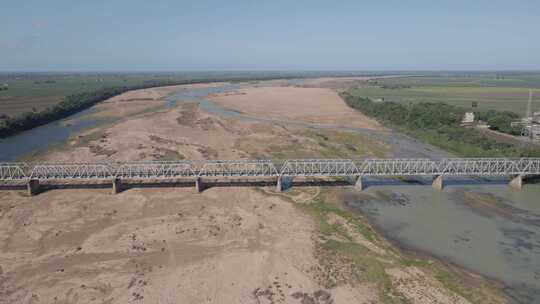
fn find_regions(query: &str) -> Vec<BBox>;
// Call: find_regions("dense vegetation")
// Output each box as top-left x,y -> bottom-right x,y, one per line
0,80 -> 185,138
340,92 -> 540,157
476,110 -> 521,135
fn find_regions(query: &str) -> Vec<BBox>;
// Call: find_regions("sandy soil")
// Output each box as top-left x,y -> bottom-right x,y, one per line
0,187 -> 333,303
0,136 -> 384,301
209,86 -> 381,129
0,78 -> 502,304
49,102 -> 248,162
1,80 -> 384,303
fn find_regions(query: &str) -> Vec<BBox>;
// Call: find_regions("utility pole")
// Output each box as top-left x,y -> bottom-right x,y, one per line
527,90 -> 533,141
522,89 -> 534,153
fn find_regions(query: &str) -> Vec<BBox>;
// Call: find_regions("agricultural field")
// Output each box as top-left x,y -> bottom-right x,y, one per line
349,72 -> 540,115
0,72 -> 234,117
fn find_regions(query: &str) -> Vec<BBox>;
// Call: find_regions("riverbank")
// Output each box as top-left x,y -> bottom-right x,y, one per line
0,72 -> 402,139
0,78 -> 512,303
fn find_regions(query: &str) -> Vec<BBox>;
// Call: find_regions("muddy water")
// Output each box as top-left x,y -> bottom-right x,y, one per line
2,81 -> 539,302
0,108 -> 101,161
344,180 -> 540,303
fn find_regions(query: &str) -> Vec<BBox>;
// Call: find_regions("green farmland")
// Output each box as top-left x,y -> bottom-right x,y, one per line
349,72 -> 540,115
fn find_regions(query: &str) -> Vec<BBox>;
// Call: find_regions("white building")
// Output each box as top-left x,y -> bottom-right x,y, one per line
523,125 -> 540,140
461,112 -> 475,126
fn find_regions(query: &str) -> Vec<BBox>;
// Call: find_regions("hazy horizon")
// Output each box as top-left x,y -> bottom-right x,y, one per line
2,0 -> 539,72
2,70 -> 540,74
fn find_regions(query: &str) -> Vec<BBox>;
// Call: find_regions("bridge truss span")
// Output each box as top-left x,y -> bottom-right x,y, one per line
1,158 -> 539,195
280,159 -> 358,176
29,163 -> 114,180
0,163 -> 28,181
115,161 -> 195,179
438,158 -> 521,176
198,160 -> 279,177
517,158 -> 540,174
356,159 -> 440,176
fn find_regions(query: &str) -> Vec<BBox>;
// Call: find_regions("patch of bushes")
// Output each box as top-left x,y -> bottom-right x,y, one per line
476,110 -> 521,135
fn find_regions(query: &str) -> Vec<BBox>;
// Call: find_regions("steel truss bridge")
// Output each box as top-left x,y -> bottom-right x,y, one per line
1,158 -> 539,195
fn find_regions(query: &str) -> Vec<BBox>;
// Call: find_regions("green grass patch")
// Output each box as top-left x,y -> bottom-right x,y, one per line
236,127 -> 390,160
301,190 -> 378,243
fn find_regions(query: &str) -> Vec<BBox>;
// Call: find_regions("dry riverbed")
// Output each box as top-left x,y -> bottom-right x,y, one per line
0,79 -> 507,303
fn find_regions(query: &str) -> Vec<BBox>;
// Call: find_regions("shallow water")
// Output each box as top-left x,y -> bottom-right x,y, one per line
167,83 -> 451,159
344,178 -> 540,303
0,84 -> 238,162
0,109 -> 101,161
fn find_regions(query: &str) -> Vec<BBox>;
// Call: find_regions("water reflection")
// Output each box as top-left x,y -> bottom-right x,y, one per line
0,109 -> 100,161
345,182 -> 540,303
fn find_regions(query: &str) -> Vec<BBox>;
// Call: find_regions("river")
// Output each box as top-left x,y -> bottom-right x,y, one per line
1,81 -> 539,303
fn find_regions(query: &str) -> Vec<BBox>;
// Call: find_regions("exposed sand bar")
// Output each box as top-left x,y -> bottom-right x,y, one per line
209,86 -> 381,130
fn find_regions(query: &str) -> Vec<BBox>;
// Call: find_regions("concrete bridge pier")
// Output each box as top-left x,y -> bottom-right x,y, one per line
27,179 -> 40,196
509,175 -> 523,190
276,176 -> 283,192
432,175 -> 444,190
196,177 -> 205,193
354,176 -> 364,191
112,178 -> 122,194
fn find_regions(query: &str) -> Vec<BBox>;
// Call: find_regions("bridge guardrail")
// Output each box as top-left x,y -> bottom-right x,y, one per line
1,158 -> 540,182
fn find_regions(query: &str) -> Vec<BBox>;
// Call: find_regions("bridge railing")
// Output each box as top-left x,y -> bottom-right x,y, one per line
2,158 -> 540,182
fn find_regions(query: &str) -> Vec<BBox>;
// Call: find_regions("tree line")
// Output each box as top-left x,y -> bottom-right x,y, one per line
0,81 -> 177,138
339,92 -> 540,157
0,74 -> 309,138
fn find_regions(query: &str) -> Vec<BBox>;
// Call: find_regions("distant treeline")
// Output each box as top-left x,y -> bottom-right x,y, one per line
0,74 -> 308,138
340,92 -> 540,157
1,81 -> 190,138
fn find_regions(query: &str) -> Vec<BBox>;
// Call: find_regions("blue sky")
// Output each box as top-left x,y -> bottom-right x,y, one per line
1,0 -> 539,71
